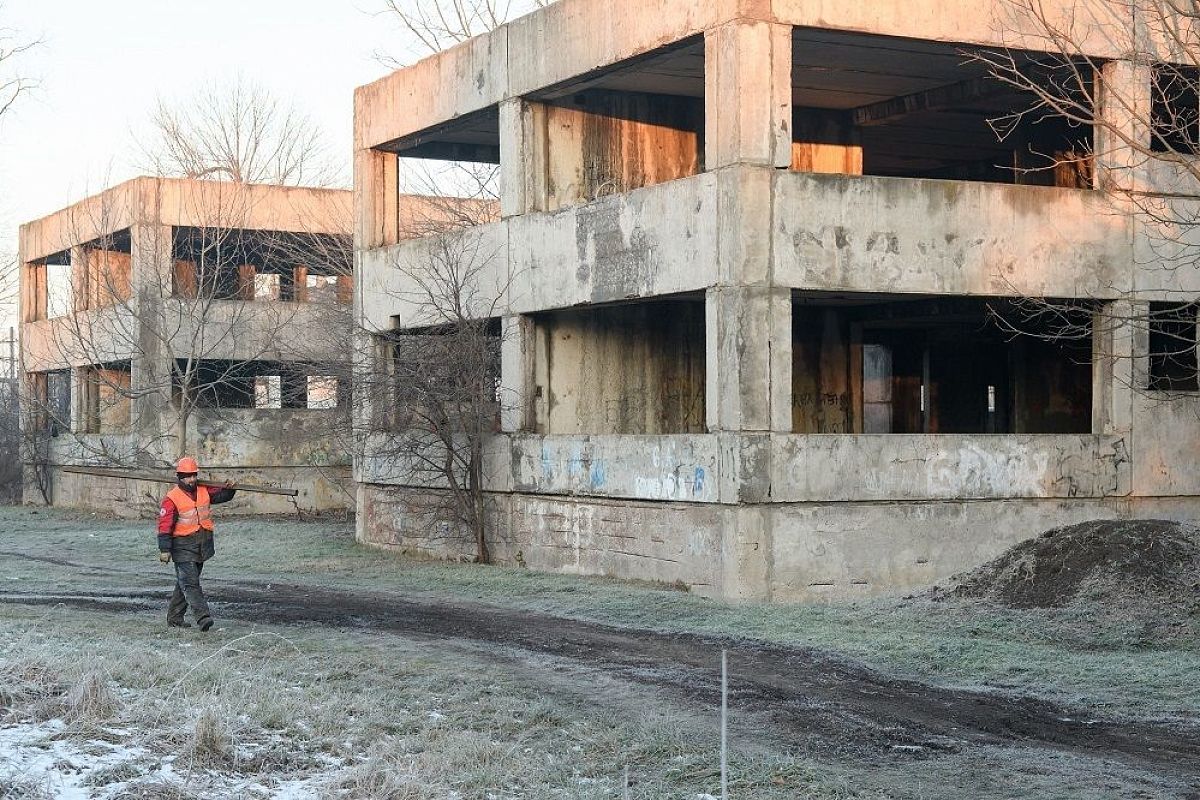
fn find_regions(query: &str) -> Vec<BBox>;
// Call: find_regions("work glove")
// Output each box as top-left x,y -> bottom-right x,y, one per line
159,551 -> 171,564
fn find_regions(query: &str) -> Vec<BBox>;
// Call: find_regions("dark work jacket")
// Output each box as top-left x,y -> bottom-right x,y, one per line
157,483 -> 236,563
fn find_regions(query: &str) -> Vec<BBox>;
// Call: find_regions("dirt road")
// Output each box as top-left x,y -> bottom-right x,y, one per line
1,550 -> 1197,785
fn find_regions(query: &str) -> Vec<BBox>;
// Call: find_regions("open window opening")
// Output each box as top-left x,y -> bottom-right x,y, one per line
24,250 -> 72,322
171,227 -> 351,304
386,318 -> 502,432
1148,301 -> 1199,391
78,229 -> 132,310
82,361 -> 132,434
529,36 -> 705,211
1151,64 -> 1200,155
792,294 -> 1093,434
378,104 -> 503,241
174,359 -> 343,410
789,29 -> 1093,187
29,369 -> 71,434
528,295 -> 705,435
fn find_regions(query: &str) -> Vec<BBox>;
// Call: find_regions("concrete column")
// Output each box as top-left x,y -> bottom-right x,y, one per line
719,505 -> 773,603
705,286 -> 791,433
704,20 -> 792,170
68,245 -> 87,312
351,328 -> 387,485
1095,60 -> 1152,193
1093,299 -> 1138,435
499,314 -> 534,433
355,148 -> 399,249
499,98 -> 550,218
130,223 -> 173,457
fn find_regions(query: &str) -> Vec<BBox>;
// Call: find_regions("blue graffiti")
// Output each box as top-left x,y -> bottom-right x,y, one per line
590,460 -> 606,488
693,467 -> 706,494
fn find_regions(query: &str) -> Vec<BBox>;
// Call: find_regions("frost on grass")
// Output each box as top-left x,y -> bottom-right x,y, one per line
61,670 -> 121,723
184,706 -> 234,767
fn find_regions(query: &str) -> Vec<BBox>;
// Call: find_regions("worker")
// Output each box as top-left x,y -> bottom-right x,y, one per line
157,456 -> 236,631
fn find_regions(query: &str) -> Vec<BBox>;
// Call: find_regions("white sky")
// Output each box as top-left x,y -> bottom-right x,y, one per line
0,0 -> 412,257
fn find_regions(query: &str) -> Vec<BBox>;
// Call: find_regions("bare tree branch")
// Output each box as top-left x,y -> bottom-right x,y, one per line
140,76 -> 343,188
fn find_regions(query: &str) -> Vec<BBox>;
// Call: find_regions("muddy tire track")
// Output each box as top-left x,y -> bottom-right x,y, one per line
1,575 -> 1197,780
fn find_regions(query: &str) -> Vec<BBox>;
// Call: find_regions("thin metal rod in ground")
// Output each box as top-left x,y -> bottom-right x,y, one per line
721,647 -> 728,799
623,764 -> 630,800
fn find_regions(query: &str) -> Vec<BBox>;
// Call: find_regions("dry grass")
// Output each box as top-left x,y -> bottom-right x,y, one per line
184,706 -> 234,767
2,605 -> 876,799
0,774 -> 53,800
61,669 -> 121,723
1,507 -> 1197,798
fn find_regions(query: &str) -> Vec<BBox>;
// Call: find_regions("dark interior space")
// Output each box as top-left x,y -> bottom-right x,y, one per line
793,294 -> 1094,435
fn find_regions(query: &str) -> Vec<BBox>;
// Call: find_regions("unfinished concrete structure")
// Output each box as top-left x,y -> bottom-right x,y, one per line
19,177 -> 354,514
354,0 -> 1200,600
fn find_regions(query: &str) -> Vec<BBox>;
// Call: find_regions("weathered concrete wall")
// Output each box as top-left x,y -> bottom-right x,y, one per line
358,481 -> 1161,601
164,301 -> 345,363
770,434 -> 1130,502
22,308 -> 142,371
542,92 -> 703,210
31,408 -> 353,514
508,434 -> 719,502
773,173 -> 1132,297
359,173 -> 720,331
44,466 -> 351,518
765,498 -> 1126,601
20,177 -> 349,265
532,301 -> 705,434
1129,393 -> 1200,497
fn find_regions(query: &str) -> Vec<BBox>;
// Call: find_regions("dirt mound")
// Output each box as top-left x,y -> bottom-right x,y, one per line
941,519 -> 1200,644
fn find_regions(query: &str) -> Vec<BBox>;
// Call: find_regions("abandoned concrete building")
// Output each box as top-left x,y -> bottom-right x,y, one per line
19,177 -> 354,514
354,0 -> 1200,600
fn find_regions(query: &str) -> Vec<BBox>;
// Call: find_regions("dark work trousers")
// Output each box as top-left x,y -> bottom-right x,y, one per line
167,561 -> 212,627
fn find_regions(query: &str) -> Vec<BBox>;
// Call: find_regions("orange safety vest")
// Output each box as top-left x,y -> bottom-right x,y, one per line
166,485 -> 214,537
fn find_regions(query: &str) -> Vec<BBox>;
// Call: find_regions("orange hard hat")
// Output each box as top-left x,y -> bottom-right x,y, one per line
176,456 -> 200,474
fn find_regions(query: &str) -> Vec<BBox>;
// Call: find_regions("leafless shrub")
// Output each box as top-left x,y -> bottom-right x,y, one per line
184,706 -> 234,767
60,669 -> 120,723
0,658 -> 62,721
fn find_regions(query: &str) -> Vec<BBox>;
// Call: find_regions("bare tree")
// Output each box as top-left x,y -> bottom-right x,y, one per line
0,9 -> 36,121
976,0 -> 1200,396
358,194 -> 508,563
0,11 -> 36,501
142,76 -> 342,188
378,0 -> 553,61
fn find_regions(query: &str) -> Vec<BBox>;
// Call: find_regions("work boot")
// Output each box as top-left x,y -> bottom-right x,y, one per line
198,616 -> 214,632
167,619 -> 192,629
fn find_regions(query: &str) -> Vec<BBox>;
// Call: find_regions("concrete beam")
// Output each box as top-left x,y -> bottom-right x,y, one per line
851,75 -> 1007,127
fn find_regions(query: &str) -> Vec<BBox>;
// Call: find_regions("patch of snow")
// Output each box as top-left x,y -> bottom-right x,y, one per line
0,718 -> 150,800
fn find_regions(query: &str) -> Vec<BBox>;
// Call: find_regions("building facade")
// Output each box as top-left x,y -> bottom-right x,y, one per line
354,0 -> 1200,600
19,177 -> 355,514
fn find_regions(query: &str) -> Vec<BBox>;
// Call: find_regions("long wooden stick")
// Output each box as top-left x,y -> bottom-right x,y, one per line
58,465 -> 299,497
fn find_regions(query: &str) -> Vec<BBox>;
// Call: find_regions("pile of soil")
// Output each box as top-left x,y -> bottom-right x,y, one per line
940,519 -> 1200,643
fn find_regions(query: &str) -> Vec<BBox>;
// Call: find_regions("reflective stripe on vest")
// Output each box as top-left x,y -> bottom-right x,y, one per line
166,485 -> 214,536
